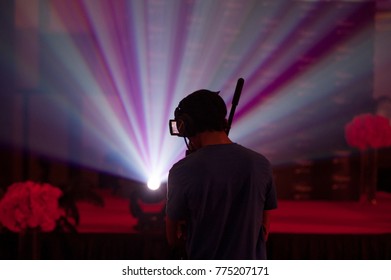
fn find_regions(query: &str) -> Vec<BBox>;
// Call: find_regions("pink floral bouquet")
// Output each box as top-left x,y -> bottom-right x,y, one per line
0,181 -> 63,232
345,113 -> 391,150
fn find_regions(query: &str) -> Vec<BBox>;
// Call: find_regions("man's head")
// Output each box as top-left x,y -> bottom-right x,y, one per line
174,89 -> 227,138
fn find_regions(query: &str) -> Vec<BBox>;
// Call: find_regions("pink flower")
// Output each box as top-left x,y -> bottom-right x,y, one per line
0,181 -> 63,232
345,114 -> 391,150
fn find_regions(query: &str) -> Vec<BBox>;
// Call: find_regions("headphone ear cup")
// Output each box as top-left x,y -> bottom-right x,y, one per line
176,113 -> 195,137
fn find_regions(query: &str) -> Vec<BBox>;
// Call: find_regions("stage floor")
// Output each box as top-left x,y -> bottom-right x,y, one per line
1,189 -> 390,260
76,189 -> 391,235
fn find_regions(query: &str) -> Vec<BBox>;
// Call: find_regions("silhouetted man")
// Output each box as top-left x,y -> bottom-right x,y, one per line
166,89 -> 277,259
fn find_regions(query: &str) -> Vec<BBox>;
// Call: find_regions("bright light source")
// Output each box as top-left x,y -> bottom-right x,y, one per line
147,176 -> 161,191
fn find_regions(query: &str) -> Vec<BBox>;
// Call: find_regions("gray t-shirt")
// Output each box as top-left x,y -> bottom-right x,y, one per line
166,143 -> 277,259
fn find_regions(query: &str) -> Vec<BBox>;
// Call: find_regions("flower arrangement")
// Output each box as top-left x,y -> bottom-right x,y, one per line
345,113 -> 391,150
0,181 -> 63,232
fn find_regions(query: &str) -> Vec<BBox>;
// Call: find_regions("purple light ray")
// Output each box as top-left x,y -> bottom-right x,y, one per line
10,0 -> 376,185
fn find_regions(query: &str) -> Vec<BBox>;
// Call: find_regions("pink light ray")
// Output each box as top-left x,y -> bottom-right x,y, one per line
15,0 -> 376,184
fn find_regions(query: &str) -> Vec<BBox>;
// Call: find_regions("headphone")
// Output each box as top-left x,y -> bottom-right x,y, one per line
170,90 -> 227,138
174,105 -> 197,138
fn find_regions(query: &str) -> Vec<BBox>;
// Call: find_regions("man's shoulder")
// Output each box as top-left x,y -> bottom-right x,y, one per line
169,153 -> 197,174
232,143 -> 270,162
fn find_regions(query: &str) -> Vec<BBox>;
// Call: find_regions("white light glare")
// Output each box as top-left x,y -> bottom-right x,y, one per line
147,176 -> 161,191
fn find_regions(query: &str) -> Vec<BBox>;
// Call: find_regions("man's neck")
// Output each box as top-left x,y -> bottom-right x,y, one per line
196,131 -> 233,147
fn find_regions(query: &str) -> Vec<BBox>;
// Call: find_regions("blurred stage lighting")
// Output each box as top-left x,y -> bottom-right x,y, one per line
129,181 -> 166,232
9,0 -> 376,196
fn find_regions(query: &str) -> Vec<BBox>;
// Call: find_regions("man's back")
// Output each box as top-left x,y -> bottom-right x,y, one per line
167,143 -> 277,259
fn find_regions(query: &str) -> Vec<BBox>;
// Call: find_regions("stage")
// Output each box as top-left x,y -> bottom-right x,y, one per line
77,190 -> 391,235
1,190 -> 390,260
69,189 -> 391,259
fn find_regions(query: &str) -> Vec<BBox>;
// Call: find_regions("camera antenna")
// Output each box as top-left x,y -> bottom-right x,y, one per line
226,78 -> 244,135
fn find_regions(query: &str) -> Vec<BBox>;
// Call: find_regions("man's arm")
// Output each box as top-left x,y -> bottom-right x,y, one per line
166,216 -> 179,246
166,216 -> 186,247
262,210 -> 273,242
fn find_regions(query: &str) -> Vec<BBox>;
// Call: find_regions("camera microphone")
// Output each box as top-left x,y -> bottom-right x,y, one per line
226,78 -> 244,135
